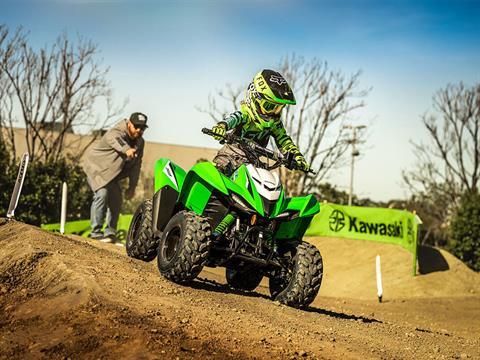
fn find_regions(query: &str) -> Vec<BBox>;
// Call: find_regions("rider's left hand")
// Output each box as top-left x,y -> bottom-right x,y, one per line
294,154 -> 310,172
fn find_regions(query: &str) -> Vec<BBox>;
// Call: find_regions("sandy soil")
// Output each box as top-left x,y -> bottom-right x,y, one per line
1,218 -> 479,359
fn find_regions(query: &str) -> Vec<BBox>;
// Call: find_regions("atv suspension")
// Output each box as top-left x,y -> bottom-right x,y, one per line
211,221 -> 279,268
213,213 -> 235,236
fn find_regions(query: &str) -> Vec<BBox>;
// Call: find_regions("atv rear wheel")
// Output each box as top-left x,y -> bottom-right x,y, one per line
269,241 -> 323,308
226,264 -> 263,291
157,211 -> 211,283
126,199 -> 158,262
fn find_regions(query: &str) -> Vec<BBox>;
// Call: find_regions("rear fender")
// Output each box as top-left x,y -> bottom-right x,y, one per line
152,185 -> 179,236
154,158 -> 186,193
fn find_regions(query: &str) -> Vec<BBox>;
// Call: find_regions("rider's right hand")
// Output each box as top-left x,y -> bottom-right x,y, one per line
294,153 -> 311,172
211,123 -> 227,140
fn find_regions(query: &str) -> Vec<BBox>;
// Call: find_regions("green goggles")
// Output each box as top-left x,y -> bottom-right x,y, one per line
255,97 -> 285,115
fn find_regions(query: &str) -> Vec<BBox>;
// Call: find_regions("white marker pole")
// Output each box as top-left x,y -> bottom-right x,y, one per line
376,255 -> 383,303
60,182 -> 67,234
6,152 -> 30,219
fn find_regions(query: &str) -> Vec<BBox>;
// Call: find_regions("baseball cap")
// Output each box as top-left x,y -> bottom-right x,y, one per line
129,112 -> 148,129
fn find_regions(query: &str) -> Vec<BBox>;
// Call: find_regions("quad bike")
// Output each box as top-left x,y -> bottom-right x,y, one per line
126,128 -> 323,308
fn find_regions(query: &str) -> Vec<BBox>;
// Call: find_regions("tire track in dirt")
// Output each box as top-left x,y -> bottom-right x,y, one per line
1,219 -> 479,359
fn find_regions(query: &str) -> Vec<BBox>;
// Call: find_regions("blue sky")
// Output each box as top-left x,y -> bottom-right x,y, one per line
2,0 -> 480,201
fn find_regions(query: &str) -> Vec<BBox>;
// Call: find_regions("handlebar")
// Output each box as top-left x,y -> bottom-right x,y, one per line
203,127 -> 275,157
201,127 -> 215,136
202,127 -> 316,174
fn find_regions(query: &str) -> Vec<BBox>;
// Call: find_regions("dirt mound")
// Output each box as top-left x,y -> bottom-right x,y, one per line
1,219 -> 479,359
307,237 -> 479,300
0,220 -> 240,359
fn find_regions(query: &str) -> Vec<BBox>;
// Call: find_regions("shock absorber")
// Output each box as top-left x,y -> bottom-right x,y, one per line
213,213 -> 235,237
264,231 -> 277,253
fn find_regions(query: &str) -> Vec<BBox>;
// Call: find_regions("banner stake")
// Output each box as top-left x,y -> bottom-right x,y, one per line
60,182 -> 68,234
6,152 -> 30,220
376,254 -> 383,303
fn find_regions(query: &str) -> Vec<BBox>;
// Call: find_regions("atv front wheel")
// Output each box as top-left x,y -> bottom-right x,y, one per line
126,200 -> 158,262
269,241 -> 323,308
157,211 -> 211,283
226,264 -> 263,291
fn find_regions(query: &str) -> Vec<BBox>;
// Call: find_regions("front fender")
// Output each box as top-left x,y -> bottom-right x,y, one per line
283,194 -> 320,217
190,162 -> 229,195
178,162 -> 229,214
274,195 -> 320,240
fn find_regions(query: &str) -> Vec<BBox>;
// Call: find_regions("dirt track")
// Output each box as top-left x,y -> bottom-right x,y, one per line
1,218 -> 479,359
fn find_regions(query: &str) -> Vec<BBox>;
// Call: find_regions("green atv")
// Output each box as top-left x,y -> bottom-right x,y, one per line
126,128 -> 323,308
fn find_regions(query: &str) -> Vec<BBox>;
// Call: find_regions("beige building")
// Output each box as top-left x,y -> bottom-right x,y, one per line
4,127 -> 218,177
141,140 -> 218,174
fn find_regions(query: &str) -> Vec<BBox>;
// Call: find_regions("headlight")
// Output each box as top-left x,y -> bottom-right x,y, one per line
276,212 -> 290,219
231,194 -> 254,213
275,211 -> 299,220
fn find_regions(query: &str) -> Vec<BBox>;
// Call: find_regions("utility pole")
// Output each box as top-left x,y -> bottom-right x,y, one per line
344,125 -> 366,206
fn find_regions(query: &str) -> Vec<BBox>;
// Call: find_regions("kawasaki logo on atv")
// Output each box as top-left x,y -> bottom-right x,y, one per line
329,209 -> 403,238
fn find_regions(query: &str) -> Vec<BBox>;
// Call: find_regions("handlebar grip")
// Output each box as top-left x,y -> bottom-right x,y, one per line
202,127 -> 227,144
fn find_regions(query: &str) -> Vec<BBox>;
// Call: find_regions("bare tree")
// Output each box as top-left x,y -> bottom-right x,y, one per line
403,82 -> 480,244
0,73 -> 16,157
278,55 -> 370,196
0,24 -> 125,162
404,82 -> 480,201
198,55 -> 370,196
0,26 -> 23,159
196,83 -> 244,122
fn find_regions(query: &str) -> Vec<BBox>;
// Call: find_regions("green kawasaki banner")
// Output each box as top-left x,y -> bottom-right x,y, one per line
305,203 -> 419,275
41,214 -> 133,242
42,204 -> 420,275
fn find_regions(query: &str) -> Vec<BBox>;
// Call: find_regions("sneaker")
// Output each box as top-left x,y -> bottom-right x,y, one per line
89,232 -> 104,240
100,234 -> 118,244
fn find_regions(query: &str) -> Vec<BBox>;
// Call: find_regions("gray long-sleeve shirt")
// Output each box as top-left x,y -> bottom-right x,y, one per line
82,119 -> 144,192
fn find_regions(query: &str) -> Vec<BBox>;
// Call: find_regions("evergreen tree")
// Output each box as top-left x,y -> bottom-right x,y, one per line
449,192 -> 480,271
0,137 -> 14,216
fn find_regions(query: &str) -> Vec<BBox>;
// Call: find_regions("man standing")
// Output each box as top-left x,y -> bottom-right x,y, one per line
83,112 -> 148,243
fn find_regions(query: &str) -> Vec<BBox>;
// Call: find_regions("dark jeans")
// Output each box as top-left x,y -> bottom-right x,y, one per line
90,180 -> 122,237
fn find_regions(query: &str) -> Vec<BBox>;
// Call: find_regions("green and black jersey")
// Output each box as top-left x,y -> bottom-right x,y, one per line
220,105 -> 300,155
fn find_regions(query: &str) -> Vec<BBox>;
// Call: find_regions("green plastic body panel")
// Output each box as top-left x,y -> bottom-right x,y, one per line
270,191 -> 286,218
154,158 -> 186,193
275,195 -> 320,239
228,165 -> 266,217
190,162 -> 229,195
178,162 -> 225,215
283,195 -> 320,217
154,159 -> 320,240
275,217 -> 313,239
184,180 -> 212,214
178,162 -> 269,216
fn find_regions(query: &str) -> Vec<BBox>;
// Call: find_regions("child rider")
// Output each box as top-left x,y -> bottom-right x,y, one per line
210,69 -> 310,176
